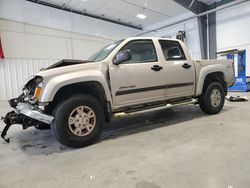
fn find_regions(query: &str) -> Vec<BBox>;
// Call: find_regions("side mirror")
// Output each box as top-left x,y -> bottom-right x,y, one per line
113,50 -> 132,65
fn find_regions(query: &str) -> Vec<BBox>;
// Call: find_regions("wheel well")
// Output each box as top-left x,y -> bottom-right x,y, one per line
203,72 -> 227,93
45,81 -> 111,121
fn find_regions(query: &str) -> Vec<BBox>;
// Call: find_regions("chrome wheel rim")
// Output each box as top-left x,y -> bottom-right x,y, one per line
210,89 -> 222,108
68,106 -> 96,136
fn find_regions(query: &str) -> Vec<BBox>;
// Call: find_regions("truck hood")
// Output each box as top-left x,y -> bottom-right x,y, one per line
45,59 -> 91,70
35,59 -> 104,78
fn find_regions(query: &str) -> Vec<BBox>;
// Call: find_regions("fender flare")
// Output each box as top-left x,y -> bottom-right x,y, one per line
39,71 -> 112,104
195,64 -> 226,96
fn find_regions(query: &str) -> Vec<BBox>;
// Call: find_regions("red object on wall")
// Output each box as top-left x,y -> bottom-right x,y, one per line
0,37 -> 4,59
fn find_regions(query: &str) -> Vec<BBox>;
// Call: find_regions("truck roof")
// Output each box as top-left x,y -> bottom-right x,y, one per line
125,37 -> 182,42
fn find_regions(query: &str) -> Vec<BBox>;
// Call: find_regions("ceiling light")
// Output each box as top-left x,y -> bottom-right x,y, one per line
136,14 -> 146,19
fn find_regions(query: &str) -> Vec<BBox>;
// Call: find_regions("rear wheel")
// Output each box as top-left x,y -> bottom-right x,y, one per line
51,94 -> 104,148
199,82 -> 225,114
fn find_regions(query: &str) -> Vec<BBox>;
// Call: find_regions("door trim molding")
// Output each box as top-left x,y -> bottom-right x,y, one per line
115,82 -> 194,96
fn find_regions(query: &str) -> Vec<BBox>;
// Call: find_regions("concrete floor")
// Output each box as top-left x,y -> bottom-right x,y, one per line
0,93 -> 250,188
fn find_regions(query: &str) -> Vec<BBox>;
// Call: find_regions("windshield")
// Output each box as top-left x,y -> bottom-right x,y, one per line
88,40 -> 123,62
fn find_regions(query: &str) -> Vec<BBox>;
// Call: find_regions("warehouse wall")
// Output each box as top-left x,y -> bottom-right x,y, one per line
0,19 -> 114,59
0,0 -> 140,59
0,17 -> 119,100
141,12 -> 202,60
0,0 -> 141,101
0,59 -> 59,100
216,1 -> 250,76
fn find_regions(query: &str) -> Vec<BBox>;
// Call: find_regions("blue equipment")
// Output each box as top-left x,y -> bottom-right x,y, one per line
227,50 -> 250,91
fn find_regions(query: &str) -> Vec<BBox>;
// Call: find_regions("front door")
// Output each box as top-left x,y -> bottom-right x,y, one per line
109,39 -> 167,107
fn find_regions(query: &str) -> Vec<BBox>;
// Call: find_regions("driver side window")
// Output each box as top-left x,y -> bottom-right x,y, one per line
120,40 -> 158,64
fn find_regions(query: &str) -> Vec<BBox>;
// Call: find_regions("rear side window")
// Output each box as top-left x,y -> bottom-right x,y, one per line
159,40 -> 186,61
120,40 -> 158,63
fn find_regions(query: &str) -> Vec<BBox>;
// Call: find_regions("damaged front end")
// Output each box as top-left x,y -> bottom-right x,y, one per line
1,76 -> 54,143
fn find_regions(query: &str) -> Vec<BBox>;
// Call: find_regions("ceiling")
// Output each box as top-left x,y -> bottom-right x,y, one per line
34,0 -> 222,29
39,0 -> 190,28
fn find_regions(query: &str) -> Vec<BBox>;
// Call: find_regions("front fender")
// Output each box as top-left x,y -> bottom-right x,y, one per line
195,64 -> 226,96
39,70 -> 112,103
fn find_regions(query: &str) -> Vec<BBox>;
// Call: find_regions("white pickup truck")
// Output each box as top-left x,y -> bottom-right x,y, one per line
1,37 -> 235,147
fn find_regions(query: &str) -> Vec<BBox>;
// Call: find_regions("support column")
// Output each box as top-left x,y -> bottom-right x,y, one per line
173,0 -> 208,59
208,11 -> 217,59
198,16 -> 208,59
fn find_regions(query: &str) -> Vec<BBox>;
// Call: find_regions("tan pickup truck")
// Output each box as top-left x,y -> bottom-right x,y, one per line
1,37 -> 235,147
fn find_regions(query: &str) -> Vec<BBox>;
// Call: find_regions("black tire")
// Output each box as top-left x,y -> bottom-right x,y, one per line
35,123 -> 50,130
199,82 -> 225,114
51,94 -> 104,148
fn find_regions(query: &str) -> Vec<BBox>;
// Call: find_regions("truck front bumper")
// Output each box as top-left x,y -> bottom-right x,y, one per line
1,99 -> 54,143
16,103 -> 54,124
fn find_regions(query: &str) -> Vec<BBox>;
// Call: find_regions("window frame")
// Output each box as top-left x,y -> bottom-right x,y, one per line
159,40 -> 187,61
116,39 -> 158,64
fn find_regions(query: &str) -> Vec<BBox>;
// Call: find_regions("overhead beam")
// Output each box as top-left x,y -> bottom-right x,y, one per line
173,0 -> 207,14
138,0 -> 247,36
26,0 -> 143,30
173,0 -> 241,59
210,0 -> 236,8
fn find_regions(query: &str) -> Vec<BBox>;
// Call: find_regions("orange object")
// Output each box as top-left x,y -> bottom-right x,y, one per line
34,87 -> 42,98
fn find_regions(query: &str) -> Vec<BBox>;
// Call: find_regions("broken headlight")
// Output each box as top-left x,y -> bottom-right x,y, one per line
35,76 -> 43,84
32,76 -> 43,103
23,76 -> 43,104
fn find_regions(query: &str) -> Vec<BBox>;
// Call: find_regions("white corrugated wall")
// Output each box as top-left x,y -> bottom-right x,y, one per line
0,58 -> 59,101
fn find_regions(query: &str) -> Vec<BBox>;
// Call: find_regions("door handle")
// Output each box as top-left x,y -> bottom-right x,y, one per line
182,63 -> 192,69
151,65 -> 163,71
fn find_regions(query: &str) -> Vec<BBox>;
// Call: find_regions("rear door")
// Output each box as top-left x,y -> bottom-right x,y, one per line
158,40 -> 195,99
109,39 -> 168,107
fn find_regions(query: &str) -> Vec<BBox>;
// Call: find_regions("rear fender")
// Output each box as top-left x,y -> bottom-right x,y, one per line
195,64 -> 226,96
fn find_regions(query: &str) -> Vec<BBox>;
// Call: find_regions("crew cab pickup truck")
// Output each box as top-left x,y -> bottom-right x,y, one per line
1,37 -> 235,147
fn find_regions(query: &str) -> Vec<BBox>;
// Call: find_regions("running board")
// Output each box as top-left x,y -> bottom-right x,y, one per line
114,98 -> 197,117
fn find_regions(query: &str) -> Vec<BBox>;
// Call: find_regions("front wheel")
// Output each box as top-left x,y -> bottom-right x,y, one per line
51,94 -> 105,148
199,82 -> 225,114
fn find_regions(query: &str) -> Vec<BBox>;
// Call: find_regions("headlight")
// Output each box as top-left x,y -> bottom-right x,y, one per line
31,76 -> 44,103
34,76 -> 43,97
35,76 -> 43,84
